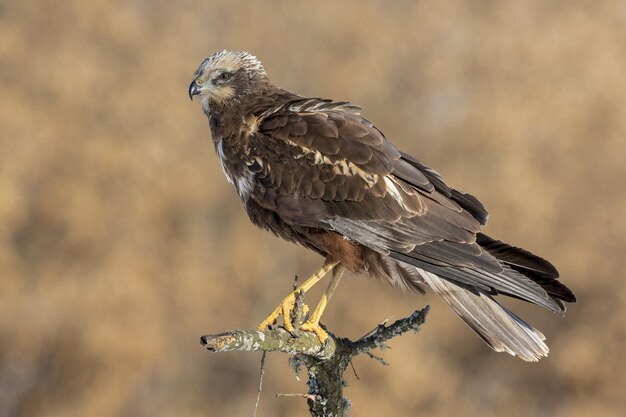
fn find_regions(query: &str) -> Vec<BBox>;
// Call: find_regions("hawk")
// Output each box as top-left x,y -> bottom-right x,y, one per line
189,50 -> 576,361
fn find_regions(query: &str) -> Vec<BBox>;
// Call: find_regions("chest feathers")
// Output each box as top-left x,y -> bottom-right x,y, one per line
215,138 -> 255,202
210,111 -> 261,203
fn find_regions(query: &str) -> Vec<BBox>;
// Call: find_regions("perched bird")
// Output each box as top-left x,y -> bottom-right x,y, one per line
189,50 -> 576,361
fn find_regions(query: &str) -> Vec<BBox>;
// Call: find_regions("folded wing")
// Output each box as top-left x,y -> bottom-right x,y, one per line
243,98 -> 575,360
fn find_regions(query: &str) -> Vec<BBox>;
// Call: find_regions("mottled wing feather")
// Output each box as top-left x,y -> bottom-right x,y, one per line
399,151 -> 489,225
245,98 -> 562,313
248,98 -> 484,248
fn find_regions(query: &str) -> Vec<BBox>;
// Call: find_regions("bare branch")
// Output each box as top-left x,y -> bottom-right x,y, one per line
201,327 -> 336,360
251,351 -> 267,417
276,393 -> 319,401
200,306 -> 430,417
349,306 -> 430,357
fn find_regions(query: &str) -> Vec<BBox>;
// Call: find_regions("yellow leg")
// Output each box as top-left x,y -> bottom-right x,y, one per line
258,258 -> 339,334
300,265 -> 345,343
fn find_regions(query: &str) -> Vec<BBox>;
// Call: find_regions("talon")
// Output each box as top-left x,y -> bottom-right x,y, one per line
258,291 -> 298,332
258,306 -> 280,331
257,260 -> 342,340
300,320 -> 329,344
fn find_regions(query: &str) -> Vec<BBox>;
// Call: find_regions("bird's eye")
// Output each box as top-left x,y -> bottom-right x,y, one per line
218,72 -> 232,81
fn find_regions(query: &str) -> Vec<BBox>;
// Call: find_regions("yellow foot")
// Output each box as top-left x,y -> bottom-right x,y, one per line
258,291 -> 309,334
300,319 -> 329,344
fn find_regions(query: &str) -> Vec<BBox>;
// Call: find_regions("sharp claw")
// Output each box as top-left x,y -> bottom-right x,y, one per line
299,320 -> 328,344
322,337 -> 331,349
258,306 -> 281,331
259,292 -> 300,333
259,289 -> 331,344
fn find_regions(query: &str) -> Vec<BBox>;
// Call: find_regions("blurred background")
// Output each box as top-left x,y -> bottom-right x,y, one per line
1,1 -> 625,416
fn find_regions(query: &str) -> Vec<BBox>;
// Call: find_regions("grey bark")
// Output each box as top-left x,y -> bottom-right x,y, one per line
201,305 -> 429,417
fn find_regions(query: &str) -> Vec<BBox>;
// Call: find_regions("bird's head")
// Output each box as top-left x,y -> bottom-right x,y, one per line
189,50 -> 267,109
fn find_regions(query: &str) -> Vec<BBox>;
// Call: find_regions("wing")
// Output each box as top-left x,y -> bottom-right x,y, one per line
244,98 -> 564,313
248,98 -> 479,229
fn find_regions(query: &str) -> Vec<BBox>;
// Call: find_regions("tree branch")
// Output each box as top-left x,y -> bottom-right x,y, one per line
349,306 -> 430,357
200,327 -> 336,360
200,306 -> 429,417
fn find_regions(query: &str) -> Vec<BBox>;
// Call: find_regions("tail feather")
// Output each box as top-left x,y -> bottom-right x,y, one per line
476,233 -> 558,277
391,250 -> 565,313
477,233 -> 577,303
419,269 -> 549,361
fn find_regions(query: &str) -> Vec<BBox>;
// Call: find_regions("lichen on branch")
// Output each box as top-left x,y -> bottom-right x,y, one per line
200,305 -> 429,417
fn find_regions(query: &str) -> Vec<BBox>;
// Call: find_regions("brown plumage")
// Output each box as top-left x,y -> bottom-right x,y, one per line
189,50 -> 576,361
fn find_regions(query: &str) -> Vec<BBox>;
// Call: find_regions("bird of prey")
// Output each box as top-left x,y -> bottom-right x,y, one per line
189,50 -> 576,361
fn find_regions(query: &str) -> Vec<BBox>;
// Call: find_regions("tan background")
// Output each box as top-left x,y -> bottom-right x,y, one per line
1,1 -> 625,416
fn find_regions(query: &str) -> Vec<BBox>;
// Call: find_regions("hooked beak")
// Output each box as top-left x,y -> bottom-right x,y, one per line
188,78 -> 200,101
